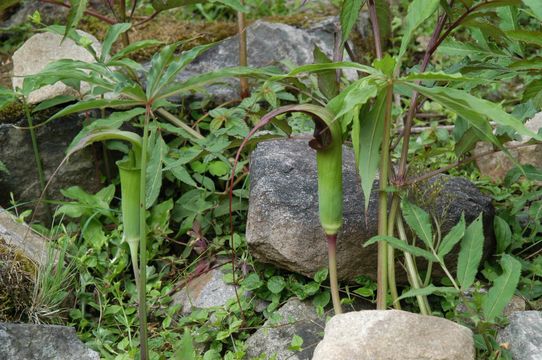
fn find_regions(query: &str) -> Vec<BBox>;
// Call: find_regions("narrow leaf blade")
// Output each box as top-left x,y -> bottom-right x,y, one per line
482,255 -> 521,322
457,215 -> 485,290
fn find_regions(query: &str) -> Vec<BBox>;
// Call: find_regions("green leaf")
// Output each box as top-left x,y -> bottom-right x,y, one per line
208,161 -> 230,177
356,90 -> 386,211
32,95 -> 77,113
82,218 -> 107,251
313,46 -> 339,100
505,30 -> 542,47
457,215 -> 484,290
314,268 -> 329,283
496,5 -> 523,56
494,216 -> 512,254
438,214 -> 466,258
364,235 -> 438,262
402,83 -> 542,143
398,0 -> 440,63
111,39 -> 163,61
328,77 -> 380,119
397,285 -> 458,302
267,276 -> 286,294
64,0 -> 88,41
340,0 -> 366,45
401,200 -> 433,249
0,160 -> 8,175
174,329 -> 195,360
482,255 -> 521,322
146,132 -> 168,209
151,0 -> 248,12
163,157 -> 197,186
288,334 -> 304,351
49,99 -> 144,123
100,23 -> 131,62
146,42 -> 179,98
401,72 -> 471,81
212,0 -> 249,12
523,0 -> 542,22
438,39 -> 507,58
240,273 -> 263,291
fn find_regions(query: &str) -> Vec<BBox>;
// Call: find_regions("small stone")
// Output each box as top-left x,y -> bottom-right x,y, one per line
12,31 -> 101,104
171,268 -> 237,315
245,298 -> 325,360
503,296 -> 526,318
498,311 -> 542,360
312,310 -> 475,360
0,323 -> 99,360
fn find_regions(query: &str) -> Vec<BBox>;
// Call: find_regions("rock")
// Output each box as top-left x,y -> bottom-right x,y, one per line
245,298 -> 325,360
246,139 -> 495,282
312,310 -> 474,360
503,296 -> 526,318
0,207 -> 48,266
0,323 -> 99,360
150,19 -> 348,103
475,113 -> 542,182
171,268 -> 237,315
498,311 -> 542,360
12,31 -> 101,104
0,110 -> 101,221
0,1 -> 68,28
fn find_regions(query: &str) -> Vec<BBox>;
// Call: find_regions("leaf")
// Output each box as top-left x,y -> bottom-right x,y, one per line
313,46 -> 338,100
146,132 -> 168,209
328,77 -> 380,119
32,95 -> 77,113
82,218 -> 107,251
212,0 -> 249,12
288,334 -> 304,351
482,255 -> 521,322
100,23 -> 131,62
494,216 -> 512,254
438,39 -> 507,58
438,214 -> 466,258
398,0 -> 440,63
64,0 -> 88,41
402,83 -> 542,143
151,0 -> 248,12
357,90 -> 386,211
174,329 -> 195,360
401,200 -> 433,249
523,0 -> 542,22
314,268 -> 329,283
456,215 -> 484,290
340,0 -> 366,45
0,160 -> 8,175
401,72 -> 471,81
496,5 -> 523,56
111,39 -> 163,61
49,99 -> 144,123
267,276 -> 286,294
396,285 -> 458,302
364,235 -> 438,262
163,157 -> 197,186
505,30 -> 542,47
146,42 -> 179,98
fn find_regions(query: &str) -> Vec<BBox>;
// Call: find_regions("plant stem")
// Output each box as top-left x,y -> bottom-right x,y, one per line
117,0 -> 130,46
326,234 -> 342,315
138,111 -> 150,360
237,1 -> 249,98
397,216 -> 431,315
23,100 -> 51,221
156,108 -> 204,140
376,83 -> 393,310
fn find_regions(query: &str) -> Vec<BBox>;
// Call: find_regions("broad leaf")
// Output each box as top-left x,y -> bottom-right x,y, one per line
364,235 -> 438,262
328,77 -> 381,119
401,200 -> 433,249
101,23 -> 132,62
456,215 -> 484,290
482,255 -> 521,322
163,157 -> 197,186
494,216 -> 512,254
438,214 -> 466,258
356,90 -> 386,211
398,0 -> 440,63
340,0 -> 366,45
397,284 -> 458,302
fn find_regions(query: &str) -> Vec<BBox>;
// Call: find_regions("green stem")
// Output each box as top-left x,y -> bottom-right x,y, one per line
326,234 -> 342,315
156,108 -> 204,140
397,216 -> 431,315
376,83 -> 393,310
138,112 -> 150,360
23,100 -> 51,221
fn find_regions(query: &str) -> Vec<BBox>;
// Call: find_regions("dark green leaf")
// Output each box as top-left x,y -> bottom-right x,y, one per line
438,214 -> 466,258
401,200 -> 433,249
457,215 -> 484,290
494,216 -> 512,254
100,23 -> 131,62
398,0 -> 440,63
340,0 -> 366,45
174,329 -> 195,360
314,268 -> 329,283
364,235 -> 438,262
163,157 -> 197,186
267,276 -> 286,294
111,39 -> 163,61
482,255 -> 521,321
313,46 -> 338,100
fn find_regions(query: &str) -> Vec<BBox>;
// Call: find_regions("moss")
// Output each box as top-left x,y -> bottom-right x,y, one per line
0,237 -> 36,323
0,100 -> 24,125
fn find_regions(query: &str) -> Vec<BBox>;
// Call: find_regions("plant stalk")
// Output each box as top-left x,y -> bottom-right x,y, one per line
138,112 -> 150,360
23,100 -> 51,221
237,1 -> 249,98
326,234 -> 342,315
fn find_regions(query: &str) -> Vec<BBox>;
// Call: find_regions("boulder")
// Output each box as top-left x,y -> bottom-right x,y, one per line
0,323 -> 99,360
245,298 -> 325,360
0,110 -> 101,221
312,310 -> 474,360
474,112 -> 542,182
12,31 -> 101,104
246,139 -> 495,282
171,268 -> 237,315
498,311 -> 542,360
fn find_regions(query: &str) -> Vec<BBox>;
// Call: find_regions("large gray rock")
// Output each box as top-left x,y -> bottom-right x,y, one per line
498,311 -> 542,360
0,323 -> 99,360
12,31 -> 101,104
245,298 -> 325,360
171,268 -> 237,315
312,310 -> 474,360
0,111 -> 101,220
246,139 -> 495,281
